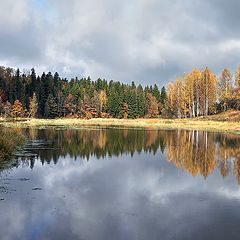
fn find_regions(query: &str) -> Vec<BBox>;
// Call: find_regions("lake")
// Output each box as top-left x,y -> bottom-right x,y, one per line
0,127 -> 240,240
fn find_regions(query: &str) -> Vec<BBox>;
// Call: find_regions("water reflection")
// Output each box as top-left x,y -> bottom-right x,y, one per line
1,128 -> 240,240
9,128 -> 240,184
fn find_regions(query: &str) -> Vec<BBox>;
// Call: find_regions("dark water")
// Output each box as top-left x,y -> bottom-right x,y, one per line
1,127 -> 240,240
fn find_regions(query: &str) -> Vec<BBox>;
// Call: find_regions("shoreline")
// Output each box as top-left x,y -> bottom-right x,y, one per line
0,118 -> 240,134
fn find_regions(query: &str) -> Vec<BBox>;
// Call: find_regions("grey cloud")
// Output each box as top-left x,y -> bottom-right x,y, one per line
0,25 -> 45,64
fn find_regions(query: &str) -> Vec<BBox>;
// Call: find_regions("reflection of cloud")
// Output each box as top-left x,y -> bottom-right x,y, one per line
1,150 -> 240,239
0,203 -> 27,240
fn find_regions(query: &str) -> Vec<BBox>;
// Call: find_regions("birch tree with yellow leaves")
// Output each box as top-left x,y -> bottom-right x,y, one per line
168,67 -> 217,118
235,65 -> 240,88
218,68 -> 233,110
167,77 -> 185,118
185,69 -> 202,117
200,67 -> 217,116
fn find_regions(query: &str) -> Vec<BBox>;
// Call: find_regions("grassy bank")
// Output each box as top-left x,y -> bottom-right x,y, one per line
0,129 -> 25,166
0,117 -> 240,134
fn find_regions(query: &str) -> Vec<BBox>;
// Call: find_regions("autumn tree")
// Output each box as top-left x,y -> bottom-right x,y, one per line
219,68 -> 233,111
99,90 -> 107,113
147,93 -> 159,118
168,68 -> 216,118
28,93 -> 38,118
11,99 -> 24,118
235,65 -> 240,88
190,69 -> 202,117
56,90 -> 64,117
167,77 -> 185,118
63,93 -> 76,116
200,67 -> 217,116
185,71 -> 196,117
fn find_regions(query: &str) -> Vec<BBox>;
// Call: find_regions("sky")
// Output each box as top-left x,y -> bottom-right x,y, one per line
1,0 -> 240,85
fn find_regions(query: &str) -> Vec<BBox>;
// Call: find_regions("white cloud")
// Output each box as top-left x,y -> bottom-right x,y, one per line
0,0 -> 30,32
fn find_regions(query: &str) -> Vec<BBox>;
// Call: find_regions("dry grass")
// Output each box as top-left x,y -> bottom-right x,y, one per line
0,117 -> 240,134
0,129 -> 25,163
201,109 -> 240,122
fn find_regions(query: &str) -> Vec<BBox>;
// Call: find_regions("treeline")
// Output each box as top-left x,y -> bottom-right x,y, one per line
0,65 -> 240,119
0,66 -> 167,119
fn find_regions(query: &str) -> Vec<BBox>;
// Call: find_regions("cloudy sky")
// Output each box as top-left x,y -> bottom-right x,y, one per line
1,0 -> 240,85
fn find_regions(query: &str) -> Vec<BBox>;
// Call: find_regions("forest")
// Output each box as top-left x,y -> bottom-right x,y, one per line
0,65 -> 239,119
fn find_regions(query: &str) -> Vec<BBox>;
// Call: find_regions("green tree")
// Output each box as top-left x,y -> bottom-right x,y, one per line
159,86 -> 167,114
153,84 -> 161,102
30,68 -> 37,94
136,85 -> 146,117
44,95 -> 58,118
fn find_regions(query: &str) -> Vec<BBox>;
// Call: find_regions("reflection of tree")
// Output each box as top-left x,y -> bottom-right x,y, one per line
234,159 -> 240,184
217,134 -> 240,183
7,128 -> 240,184
166,130 -> 240,183
165,130 -> 217,178
19,128 -> 167,164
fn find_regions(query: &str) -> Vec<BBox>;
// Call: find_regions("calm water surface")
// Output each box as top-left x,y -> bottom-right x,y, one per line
1,127 -> 240,240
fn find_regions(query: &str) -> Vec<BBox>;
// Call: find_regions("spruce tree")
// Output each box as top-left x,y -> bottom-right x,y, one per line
153,84 -> 161,102
44,95 -> 58,118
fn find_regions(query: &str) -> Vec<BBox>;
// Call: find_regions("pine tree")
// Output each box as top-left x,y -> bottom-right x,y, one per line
44,95 -> 58,118
121,103 -> 129,119
159,86 -> 167,114
30,68 -> 37,94
127,90 -> 138,119
108,88 -> 122,118
153,84 -> 161,102
136,85 -> 146,117
39,72 -> 47,116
